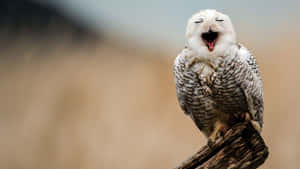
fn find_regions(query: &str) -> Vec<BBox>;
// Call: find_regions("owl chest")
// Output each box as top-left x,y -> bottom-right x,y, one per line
188,62 -> 217,97
190,62 -> 247,112
187,60 -> 240,98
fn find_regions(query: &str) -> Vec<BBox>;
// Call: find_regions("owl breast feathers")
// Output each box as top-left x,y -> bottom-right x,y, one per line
173,44 -> 264,138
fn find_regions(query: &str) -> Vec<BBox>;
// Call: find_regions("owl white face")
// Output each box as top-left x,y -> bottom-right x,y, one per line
186,9 -> 237,56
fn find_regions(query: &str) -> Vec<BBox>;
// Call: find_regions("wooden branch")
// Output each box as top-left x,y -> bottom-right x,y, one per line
174,122 -> 269,169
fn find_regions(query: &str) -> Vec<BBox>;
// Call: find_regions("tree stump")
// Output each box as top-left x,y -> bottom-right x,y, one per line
174,122 -> 269,169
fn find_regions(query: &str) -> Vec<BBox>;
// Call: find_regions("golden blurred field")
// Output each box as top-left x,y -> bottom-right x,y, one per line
0,33 -> 299,169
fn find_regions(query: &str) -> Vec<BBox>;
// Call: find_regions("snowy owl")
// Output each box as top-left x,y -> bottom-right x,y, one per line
173,9 -> 264,144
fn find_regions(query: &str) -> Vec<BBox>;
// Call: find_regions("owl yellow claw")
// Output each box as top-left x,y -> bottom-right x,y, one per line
208,121 -> 228,146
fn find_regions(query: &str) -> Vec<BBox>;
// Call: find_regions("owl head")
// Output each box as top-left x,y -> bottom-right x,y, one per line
186,9 -> 237,56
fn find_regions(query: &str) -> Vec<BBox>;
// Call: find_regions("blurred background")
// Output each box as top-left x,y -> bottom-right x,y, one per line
1,0 -> 299,169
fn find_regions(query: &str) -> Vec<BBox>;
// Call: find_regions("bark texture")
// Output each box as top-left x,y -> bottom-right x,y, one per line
174,122 -> 269,169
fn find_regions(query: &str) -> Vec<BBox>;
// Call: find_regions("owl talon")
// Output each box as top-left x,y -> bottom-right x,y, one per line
207,138 -> 215,149
208,122 -> 228,147
240,113 -> 251,121
207,133 -> 223,148
231,112 -> 251,124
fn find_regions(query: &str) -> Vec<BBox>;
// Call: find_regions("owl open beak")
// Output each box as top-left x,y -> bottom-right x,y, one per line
201,30 -> 218,52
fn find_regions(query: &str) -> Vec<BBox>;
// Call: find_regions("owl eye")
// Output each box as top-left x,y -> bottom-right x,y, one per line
194,18 -> 203,23
216,18 -> 224,22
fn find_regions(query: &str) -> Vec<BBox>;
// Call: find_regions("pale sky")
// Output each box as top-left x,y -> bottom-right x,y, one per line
46,0 -> 300,47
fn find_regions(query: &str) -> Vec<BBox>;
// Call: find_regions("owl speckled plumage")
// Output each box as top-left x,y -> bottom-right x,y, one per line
173,9 -> 264,143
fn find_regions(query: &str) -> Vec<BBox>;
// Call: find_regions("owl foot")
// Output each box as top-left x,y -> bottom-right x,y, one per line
207,122 -> 228,148
231,113 -> 262,132
230,112 -> 251,125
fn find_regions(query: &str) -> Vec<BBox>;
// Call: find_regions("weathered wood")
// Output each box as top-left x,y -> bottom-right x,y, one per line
174,122 -> 269,169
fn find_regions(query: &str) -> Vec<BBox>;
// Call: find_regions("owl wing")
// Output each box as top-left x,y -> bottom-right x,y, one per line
236,44 -> 264,127
173,50 -> 192,115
